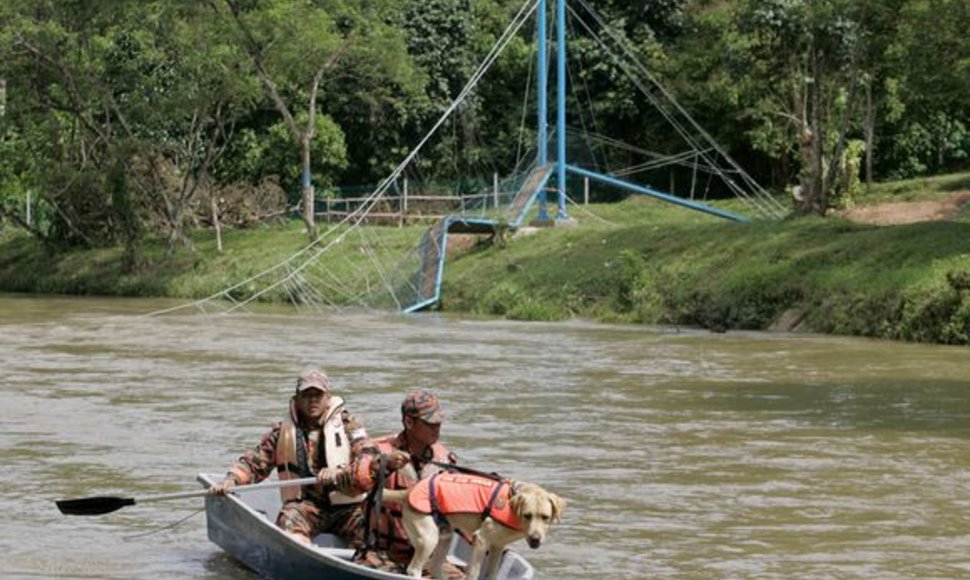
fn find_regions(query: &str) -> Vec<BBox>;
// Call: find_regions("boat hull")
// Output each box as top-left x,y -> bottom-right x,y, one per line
198,473 -> 535,580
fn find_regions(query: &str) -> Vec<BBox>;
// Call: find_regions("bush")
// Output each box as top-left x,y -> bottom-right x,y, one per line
478,280 -> 565,321
480,280 -> 522,316
507,299 -> 566,322
897,278 -> 967,344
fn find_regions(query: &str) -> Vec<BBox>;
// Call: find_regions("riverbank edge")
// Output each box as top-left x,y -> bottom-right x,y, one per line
1,196 -> 969,346
442,203 -> 970,345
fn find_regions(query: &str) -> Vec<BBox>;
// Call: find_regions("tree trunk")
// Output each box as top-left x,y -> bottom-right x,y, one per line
805,41 -> 827,216
165,207 -> 194,256
794,52 -> 820,216
211,196 -> 223,253
823,53 -> 862,208
864,81 -> 874,191
300,135 -> 316,240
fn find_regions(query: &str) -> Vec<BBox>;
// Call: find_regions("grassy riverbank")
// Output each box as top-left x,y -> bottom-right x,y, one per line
2,172 -> 969,344
448,201 -> 970,342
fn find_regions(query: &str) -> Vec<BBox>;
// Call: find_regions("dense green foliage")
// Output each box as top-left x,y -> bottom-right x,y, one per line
1,0 -> 967,249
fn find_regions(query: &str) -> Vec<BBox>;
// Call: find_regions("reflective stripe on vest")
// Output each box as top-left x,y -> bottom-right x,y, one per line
321,397 -> 365,505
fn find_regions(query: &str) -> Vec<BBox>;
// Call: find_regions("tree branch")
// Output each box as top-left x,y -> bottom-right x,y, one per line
222,0 -> 300,138
305,31 -> 355,138
15,36 -> 110,145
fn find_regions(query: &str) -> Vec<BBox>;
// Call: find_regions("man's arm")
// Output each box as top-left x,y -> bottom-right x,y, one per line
332,437 -> 409,494
211,423 -> 281,494
341,409 -> 369,458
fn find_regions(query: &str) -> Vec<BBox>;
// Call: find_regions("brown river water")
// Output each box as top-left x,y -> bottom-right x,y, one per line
2,294 -> 970,579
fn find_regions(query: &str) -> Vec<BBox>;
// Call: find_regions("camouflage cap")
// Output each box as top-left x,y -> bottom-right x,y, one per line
401,389 -> 444,424
295,368 -> 331,393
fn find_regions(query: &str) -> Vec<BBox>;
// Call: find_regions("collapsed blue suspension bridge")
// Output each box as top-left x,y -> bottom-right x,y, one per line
150,0 -> 784,318
400,0 -> 754,313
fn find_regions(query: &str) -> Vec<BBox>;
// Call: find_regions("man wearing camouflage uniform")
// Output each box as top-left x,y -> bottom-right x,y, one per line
211,368 -> 369,545
342,389 -> 459,575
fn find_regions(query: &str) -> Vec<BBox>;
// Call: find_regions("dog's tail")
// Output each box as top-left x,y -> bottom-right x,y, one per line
379,488 -> 408,505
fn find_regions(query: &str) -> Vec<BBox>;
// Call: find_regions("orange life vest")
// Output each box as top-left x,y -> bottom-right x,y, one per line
407,473 -> 522,532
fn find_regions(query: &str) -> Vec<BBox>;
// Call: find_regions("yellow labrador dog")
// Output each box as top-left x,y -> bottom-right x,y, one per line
381,472 -> 565,579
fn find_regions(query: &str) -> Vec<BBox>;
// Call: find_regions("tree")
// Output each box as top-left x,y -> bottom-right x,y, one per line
115,3 -> 261,253
877,0 -> 970,178
0,1 -> 258,254
313,0 -> 424,185
0,0 -> 123,246
709,0 -> 868,215
213,0 -> 353,239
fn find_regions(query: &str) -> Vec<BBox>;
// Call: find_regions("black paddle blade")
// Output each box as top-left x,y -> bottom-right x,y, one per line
56,496 -> 136,516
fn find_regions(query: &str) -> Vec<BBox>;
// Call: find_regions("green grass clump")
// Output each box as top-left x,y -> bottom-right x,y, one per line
861,171 -> 970,203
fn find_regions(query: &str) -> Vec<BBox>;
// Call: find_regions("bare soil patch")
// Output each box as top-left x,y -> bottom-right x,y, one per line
839,191 -> 970,225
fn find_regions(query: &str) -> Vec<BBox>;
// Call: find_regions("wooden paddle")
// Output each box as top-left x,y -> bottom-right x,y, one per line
56,476 -> 318,516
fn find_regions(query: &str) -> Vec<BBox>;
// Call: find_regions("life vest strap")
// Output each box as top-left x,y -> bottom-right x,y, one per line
280,462 -> 303,474
427,473 -> 449,528
481,479 -> 508,522
359,453 -> 387,556
427,473 -> 491,545
430,460 -> 502,481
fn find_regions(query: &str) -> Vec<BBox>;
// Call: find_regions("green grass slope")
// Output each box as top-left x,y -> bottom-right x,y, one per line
444,194 -> 970,344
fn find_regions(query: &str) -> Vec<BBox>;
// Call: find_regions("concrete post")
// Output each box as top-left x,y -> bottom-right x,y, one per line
211,197 -> 223,253
403,178 -> 409,224
493,172 -> 499,209
690,155 -> 698,200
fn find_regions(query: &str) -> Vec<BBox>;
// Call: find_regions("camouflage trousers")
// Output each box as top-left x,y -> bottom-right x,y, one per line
275,500 -> 365,546
353,549 -> 467,579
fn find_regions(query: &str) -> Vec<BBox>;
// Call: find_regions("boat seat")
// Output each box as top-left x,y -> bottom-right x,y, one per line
313,547 -> 356,561
311,533 -> 355,560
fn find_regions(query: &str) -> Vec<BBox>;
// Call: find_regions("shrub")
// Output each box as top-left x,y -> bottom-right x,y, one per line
480,280 -> 523,316
897,279 -> 964,343
478,279 -> 566,321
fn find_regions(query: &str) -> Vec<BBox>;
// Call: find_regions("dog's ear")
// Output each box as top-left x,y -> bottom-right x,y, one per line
548,493 -> 566,523
509,486 -> 526,515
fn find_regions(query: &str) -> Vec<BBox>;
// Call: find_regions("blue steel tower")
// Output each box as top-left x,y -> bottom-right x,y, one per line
536,0 -> 747,224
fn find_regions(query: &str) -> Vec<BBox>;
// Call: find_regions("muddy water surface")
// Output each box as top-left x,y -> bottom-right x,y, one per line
2,294 -> 970,579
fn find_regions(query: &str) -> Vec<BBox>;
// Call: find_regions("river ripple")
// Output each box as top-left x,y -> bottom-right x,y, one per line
1,294 -> 970,579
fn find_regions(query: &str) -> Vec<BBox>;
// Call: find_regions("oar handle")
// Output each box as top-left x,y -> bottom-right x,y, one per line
56,476 -> 322,516
137,476 -> 319,504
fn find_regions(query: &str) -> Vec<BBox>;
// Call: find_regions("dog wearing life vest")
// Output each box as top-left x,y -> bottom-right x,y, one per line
380,472 -> 565,579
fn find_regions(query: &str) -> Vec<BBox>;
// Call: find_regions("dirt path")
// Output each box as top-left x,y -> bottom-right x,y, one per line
839,191 -> 970,225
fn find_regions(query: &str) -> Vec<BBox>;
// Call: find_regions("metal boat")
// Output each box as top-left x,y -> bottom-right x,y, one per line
198,473 -> 535,579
